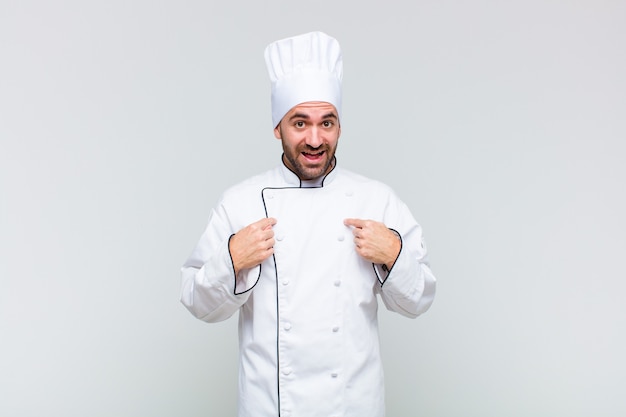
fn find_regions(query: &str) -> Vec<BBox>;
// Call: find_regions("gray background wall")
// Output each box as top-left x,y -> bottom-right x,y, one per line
1,0 -> 625,416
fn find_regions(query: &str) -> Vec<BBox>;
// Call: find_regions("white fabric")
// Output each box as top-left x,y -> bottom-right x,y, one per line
180,161 -> 436,417
264,31 -> 343,127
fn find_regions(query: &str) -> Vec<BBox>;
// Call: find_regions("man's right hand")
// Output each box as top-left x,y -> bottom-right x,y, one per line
229,217 -> 277,275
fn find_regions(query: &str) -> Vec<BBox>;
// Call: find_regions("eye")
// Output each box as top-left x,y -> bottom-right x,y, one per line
295,121 -> 305,128
322,120 -> 334,128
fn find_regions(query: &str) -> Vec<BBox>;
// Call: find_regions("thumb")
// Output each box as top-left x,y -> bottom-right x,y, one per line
262,217 -> 277,229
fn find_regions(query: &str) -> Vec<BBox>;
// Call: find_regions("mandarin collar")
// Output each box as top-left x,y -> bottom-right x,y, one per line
279,155 -> 338,188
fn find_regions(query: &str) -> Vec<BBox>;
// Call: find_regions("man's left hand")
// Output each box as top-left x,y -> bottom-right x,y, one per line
344,218 -> 401,270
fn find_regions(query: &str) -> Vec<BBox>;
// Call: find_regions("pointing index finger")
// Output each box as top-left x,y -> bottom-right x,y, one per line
344,218 -> 365,228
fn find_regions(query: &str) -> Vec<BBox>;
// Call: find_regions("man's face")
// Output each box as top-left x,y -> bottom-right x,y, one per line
274,101 -> 341,181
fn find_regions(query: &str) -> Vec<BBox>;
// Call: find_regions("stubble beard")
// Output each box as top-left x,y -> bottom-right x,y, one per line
283,144 -> 336,181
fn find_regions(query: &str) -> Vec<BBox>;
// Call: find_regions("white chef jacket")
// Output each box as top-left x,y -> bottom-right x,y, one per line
181,160 -> 436,417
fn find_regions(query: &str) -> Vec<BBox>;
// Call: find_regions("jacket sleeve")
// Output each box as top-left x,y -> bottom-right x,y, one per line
180,201 -> 261,323
374,195 -> 437,319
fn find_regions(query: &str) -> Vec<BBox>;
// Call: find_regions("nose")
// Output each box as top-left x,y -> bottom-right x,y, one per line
305,126 -> 323,148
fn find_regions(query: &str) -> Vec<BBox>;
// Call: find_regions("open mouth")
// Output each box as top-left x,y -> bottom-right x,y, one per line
302,150 -> 325,161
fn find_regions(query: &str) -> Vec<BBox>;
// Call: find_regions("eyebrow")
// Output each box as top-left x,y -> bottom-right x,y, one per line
288,112 -> 338,121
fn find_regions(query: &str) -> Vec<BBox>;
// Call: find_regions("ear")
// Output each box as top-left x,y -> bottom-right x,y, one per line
273,125 -> 282,140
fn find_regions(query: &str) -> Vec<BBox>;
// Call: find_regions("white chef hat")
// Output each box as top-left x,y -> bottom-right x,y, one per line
264,31 -> 343,127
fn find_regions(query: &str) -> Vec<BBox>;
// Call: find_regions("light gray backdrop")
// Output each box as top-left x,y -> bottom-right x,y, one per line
1,0 -> 624,416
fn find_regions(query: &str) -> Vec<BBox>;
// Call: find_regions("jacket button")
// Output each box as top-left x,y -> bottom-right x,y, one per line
276,235 -> 284,241
282,368 -> 292,375
337,235 -> 345,241
332,326 -> 339,332
284,322 -> 292,331
334,280 -> 341,287
282,279 -> 290,286
331,372 -> 338,378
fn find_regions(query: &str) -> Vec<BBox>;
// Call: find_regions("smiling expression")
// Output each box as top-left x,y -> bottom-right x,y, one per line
274,101 -> 341,181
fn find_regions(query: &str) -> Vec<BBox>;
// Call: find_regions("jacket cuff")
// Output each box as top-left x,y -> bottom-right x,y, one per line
227,234 -> 262,295
373,228 -> 402,286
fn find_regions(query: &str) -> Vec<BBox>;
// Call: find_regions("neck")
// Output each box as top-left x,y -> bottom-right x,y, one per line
281,155 -> 337,187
